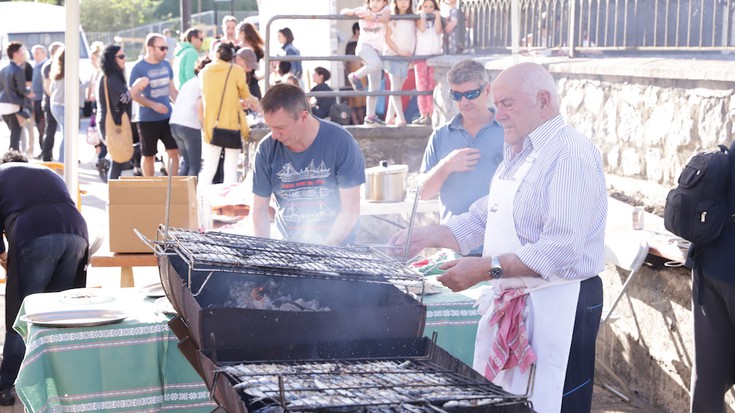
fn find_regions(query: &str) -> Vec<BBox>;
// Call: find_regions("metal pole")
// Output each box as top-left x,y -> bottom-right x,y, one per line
511,0 -> 520,62
64,1 -> 80,208
181,0 -> 192,32
568,0 -> 577,57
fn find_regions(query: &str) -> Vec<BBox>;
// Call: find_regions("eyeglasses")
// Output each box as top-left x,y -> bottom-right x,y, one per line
449,86 -> 484,101
115,54 -> 126,60
156,46 -> 168,51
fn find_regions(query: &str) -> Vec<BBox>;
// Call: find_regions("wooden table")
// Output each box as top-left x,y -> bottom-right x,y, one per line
89,253 -> 158,287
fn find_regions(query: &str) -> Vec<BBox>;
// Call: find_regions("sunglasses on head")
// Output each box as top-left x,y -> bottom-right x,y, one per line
156,46 -> 168,51
449,86 -> 484,101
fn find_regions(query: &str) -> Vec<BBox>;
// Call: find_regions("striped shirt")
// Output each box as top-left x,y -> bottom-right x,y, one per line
445,114 -> 607,280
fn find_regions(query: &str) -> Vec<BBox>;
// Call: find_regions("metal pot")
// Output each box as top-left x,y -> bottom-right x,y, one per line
364,161 -> 408,202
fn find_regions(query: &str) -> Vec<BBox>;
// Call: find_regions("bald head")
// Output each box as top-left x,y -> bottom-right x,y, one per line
496,62 -> 560,112
492,62 -> 561,151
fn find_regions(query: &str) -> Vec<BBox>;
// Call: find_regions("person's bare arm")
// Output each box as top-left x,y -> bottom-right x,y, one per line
251,194 -> 272,238
169,79 -> 178,103
436,253 -> 539,292
419,148 -> 481,199
324,186 -> 361,246
195,97 -> 203,127
129,77 -> 168,114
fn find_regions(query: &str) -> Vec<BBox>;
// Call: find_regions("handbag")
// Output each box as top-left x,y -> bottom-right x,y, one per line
209,64 -> 243,150
86,115 -> 100,145
103,76 -> 134,163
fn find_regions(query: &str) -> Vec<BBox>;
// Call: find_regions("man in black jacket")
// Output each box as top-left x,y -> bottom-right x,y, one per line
0,150 -> 88,405
0,42 -> 33,151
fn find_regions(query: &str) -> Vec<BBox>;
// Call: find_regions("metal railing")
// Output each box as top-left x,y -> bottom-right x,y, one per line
87,10 -> 257,59
264,14 -> 437,102
461,0 -> 735,55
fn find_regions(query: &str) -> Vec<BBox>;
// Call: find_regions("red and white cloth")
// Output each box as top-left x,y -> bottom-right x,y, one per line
484,288 -> 537,380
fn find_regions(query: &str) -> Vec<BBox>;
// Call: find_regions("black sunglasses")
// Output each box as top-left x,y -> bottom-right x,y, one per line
156,46 -> 168,51
115,54 -> 126,60
449,87 -> 484,101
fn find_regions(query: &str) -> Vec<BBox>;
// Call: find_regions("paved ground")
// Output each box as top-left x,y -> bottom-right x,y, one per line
0,118 -> 666,412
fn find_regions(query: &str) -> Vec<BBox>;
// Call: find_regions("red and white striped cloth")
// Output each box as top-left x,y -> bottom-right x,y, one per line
484,288 -> 537,380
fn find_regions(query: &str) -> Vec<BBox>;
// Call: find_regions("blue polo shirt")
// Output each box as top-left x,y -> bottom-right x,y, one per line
420,109 -> 504,222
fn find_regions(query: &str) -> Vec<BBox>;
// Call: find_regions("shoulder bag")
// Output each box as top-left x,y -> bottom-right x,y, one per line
210,64 -> 243,149
103,77 -> 134,163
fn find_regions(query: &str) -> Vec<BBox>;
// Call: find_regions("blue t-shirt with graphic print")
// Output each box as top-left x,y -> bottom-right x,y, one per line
128,59 -> 173,122
252,118 -> 366,245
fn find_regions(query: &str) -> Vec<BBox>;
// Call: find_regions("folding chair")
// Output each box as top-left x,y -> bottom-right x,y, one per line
596,232 -> 649,401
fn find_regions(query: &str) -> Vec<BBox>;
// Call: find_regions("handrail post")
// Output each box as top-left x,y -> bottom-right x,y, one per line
567,0 -> 577,58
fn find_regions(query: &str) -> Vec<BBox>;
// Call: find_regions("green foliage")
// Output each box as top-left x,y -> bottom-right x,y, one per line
155,0 -> 258,18
80,0 -> 164,32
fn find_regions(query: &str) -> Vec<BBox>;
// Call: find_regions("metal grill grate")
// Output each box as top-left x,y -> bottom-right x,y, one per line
219,358 -> 527,412
157,227 -> 424,285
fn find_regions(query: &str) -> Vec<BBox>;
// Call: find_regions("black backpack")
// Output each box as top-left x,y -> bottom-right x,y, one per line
664,144 -> 734,245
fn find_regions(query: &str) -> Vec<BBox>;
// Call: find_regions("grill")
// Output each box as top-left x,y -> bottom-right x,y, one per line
159,228 -> 423,285
146,227 -> 533,413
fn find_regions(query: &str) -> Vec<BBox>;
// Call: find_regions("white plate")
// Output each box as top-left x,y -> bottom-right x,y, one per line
20,310 -> 127,328
139,283 -> 165,298
59,288 -> 116,305
154,297 -> 177,315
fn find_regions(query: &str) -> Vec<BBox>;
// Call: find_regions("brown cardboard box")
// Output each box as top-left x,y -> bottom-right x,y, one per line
108,176 -> 198,253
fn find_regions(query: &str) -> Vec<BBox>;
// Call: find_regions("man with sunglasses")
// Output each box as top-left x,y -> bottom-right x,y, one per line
418,59 -> 504,255
129,33 -> 180,176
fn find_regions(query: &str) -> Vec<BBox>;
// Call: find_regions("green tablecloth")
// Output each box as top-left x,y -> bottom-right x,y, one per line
14,289 -> 216,413
421,275 -> 486,366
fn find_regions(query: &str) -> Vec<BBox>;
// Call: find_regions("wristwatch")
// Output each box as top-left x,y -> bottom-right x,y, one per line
489,256 -> 503,279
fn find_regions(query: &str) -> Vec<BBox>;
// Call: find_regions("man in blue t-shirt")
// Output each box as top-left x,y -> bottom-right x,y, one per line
419,59 -> 504,255
252,83 -> 366,246
129,33 -> 179,176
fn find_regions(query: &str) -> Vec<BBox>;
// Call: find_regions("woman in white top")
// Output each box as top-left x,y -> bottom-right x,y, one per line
341,0 -> 391,125
170,57 -> 211,176
384,0 -> 416,127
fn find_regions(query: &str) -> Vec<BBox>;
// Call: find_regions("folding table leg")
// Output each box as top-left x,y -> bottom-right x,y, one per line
120,267 -> 135,288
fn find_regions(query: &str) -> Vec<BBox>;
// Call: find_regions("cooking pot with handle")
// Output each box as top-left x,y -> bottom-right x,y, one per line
364,161 -> 408,202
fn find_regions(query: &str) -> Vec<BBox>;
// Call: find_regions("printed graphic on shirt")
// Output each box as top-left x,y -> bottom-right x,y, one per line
276,160 -> 334,227
147,67 -> 171,99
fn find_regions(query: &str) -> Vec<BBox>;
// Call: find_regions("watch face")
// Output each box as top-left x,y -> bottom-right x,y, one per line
491,267 -> 503,279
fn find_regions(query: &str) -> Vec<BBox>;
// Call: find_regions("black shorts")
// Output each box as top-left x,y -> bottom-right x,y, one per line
137,118 -> 178,157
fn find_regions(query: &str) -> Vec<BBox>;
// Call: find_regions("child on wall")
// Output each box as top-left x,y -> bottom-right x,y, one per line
384,0 -> 416,127
342,0 -> 391,126
442,0 -> 465,54
413,0 -> 443,125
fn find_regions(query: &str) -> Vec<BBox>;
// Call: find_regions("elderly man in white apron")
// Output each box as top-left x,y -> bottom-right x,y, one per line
391,62 -> 607,413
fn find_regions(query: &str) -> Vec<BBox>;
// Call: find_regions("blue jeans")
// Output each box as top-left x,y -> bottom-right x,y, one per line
170,124 -> 202,176
50,104 -> 65,163
0,233 -> 88,388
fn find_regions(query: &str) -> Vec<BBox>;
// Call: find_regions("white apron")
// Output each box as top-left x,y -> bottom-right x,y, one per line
473,150 -> 581,413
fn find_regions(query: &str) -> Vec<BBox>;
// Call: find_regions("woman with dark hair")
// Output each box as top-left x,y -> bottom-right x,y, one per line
49,48 -> 66,161
277,27 -> 302,79
199,43 -> 259,187
96,44 -> 136,181
237,22 -> 265,62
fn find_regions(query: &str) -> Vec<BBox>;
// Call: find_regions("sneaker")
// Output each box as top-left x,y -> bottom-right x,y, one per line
364,116 -> 385,126
348,73 -> 364,92
0,387 -> 15,406
96,158 -> 110,183
412,116 -> 431,125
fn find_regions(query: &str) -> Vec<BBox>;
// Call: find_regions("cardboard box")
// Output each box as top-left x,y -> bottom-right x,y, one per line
108,176 -> 198,253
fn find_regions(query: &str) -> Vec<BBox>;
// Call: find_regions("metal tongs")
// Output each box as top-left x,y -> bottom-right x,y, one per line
363,185 -> 422,264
